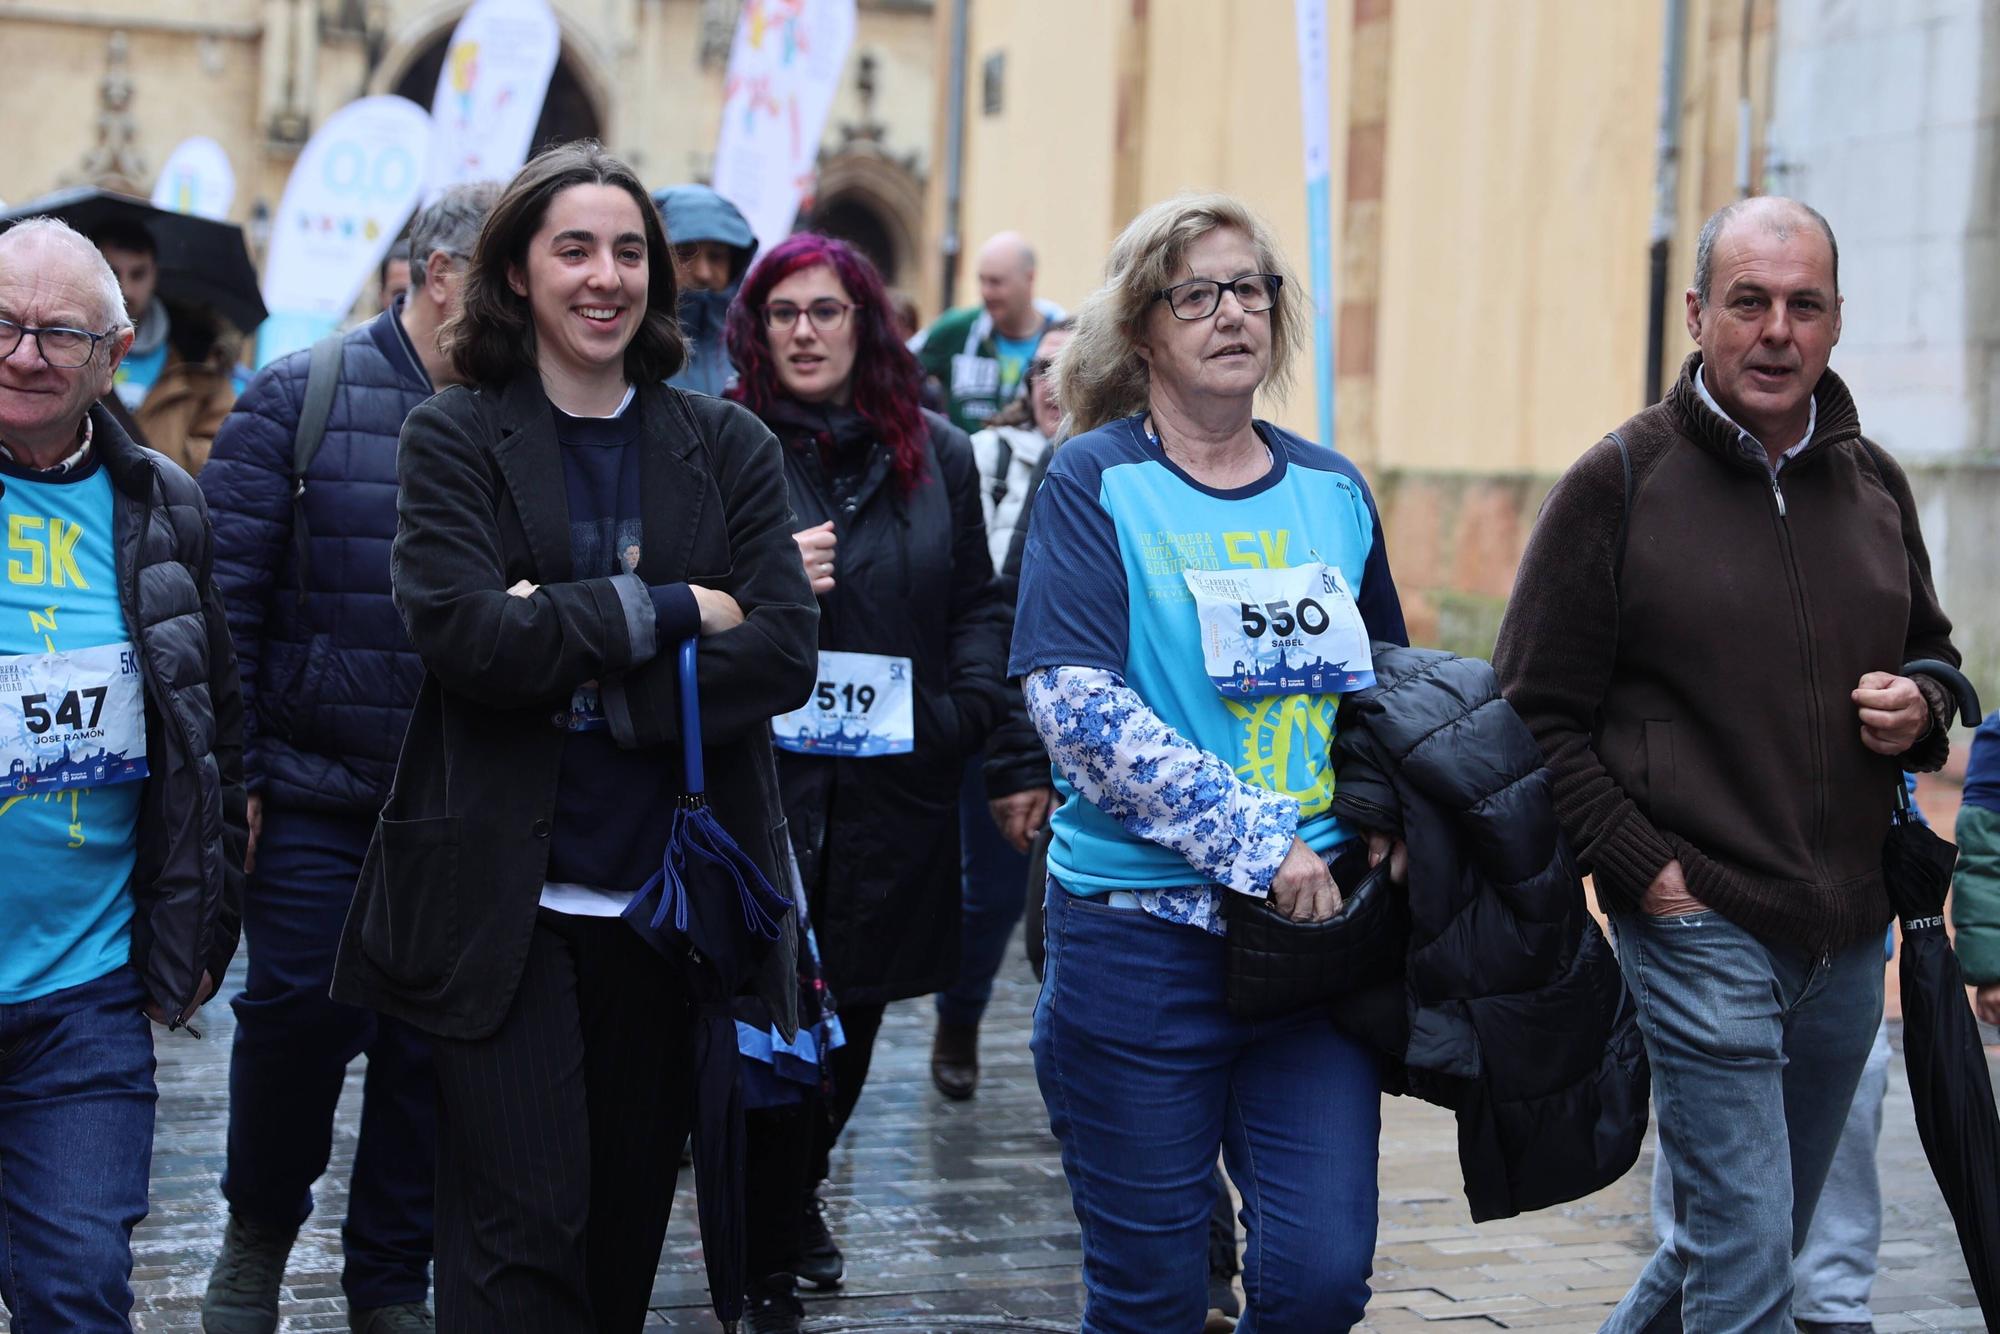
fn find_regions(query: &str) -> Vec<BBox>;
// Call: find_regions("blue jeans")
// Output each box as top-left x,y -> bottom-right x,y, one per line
223,809 -> 434,1308
0,964 -> 157,1332
1649,1015 -> 1892,1324
1607,910 -> 1884,1334
937,756 -> 1030,1028
1034,884 -> 1381,1333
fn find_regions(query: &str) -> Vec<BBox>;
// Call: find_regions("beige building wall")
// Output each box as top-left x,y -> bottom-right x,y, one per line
939,0 -> 1664,472
1374,1 -> 1662,476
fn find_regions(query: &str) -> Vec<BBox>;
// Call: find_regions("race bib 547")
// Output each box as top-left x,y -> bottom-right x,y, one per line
0,641 -> 149,792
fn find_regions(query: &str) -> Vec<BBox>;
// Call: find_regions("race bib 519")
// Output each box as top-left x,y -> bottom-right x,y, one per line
773,651 -> 916,757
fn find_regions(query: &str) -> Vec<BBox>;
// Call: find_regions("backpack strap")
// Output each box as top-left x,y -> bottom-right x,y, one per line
985,431 -> 1015,510
289,333 -> 345,605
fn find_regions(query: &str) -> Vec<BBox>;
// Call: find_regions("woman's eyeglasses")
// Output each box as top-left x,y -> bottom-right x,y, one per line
763,299 -> 854,332
1151,273 -> 1283,322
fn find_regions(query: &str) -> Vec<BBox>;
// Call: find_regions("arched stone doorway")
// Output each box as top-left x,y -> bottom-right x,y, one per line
807,151 -> 926,303
385,23 -> 603,155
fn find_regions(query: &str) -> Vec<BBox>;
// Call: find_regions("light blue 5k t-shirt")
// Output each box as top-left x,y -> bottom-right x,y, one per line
1008,414 -> 1407,895
0,453 -> 142,1001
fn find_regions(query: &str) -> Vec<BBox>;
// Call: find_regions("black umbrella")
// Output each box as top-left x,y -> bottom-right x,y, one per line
1885,658 -> 1995,1321
623,638 -> 792,1332
0,187 -> 267,332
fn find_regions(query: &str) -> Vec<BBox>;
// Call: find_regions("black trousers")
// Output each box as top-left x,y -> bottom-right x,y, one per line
742,1000 -> 887,1284
431,910 -> 693,1333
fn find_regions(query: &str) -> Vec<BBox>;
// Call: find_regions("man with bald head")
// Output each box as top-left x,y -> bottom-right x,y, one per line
1496,196 -> 1960,1330
0,217 -> 245,1327
912,230 -> 1065,435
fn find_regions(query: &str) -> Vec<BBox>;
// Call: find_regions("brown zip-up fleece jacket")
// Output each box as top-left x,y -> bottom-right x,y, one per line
1494,353 -> 1958,953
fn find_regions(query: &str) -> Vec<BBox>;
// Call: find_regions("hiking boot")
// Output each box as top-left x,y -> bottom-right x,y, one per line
350,1304 -> 435,1333
793,1191 -> 845,1289
201,1213 -> 298,1334
930,1020 -> 979,1101
742,1274 -> 805,1334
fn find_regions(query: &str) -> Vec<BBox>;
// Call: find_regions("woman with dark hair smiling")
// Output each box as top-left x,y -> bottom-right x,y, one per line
330,141 -> 818,1331
722,234 -> 1007,1330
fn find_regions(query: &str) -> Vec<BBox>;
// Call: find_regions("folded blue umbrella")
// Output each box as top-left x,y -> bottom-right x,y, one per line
623,638 -> 793,1331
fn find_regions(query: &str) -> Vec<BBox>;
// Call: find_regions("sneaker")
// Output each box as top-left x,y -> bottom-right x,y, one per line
793,1191 -> 845,1289
350,1304 -> 435,1333
201,1213 -> 298,1334
930,1020 -> 979,1101
743,1274 -> 805,1334
1796,1323 -> 1874,1334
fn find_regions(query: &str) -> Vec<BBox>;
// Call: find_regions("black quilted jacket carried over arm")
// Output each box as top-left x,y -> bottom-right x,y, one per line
1331,644 -> 1650,1222
198,310 -> 432,817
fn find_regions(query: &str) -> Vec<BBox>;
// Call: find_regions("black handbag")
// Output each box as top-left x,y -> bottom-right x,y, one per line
1223,841 -> 1407,1021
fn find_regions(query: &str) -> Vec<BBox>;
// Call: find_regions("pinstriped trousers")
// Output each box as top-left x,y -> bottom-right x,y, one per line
431,909 -> 694,1332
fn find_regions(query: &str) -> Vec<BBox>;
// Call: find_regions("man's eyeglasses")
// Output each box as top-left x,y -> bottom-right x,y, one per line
0,317 -> 118,369
1152,273 -> 1283,322
763,299 -> 853,332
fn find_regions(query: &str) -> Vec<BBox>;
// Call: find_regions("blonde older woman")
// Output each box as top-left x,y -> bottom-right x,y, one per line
1009,194 -> 1407,1332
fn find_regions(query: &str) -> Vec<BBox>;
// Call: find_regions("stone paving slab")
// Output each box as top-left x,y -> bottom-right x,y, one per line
131,930 -> 1985,1332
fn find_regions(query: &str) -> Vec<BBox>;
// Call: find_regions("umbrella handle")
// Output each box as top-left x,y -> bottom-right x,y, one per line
679,638 -> 705,796
1904,659 -> 1984,729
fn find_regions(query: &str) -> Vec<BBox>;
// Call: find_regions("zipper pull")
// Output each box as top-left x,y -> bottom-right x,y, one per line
1771,476 -> 1787,518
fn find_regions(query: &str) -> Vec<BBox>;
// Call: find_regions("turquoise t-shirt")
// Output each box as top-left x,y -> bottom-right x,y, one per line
993,331 -> 1042,402
112,340 -> 167,412
0,453 -> 141,1001
1008,414 -> 1406,894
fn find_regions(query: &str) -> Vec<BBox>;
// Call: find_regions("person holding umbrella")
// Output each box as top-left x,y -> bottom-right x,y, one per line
88,217 -> 241,474
328,141 -> 818,1332
722,232 -> 1009,1331
1495,196 -> 1962,1331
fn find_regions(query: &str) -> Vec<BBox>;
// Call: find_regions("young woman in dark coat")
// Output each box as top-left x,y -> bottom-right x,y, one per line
328,142 -> 818,1332
723,233 -> 1009,1329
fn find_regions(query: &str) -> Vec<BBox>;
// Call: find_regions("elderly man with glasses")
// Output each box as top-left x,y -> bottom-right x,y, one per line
0,217 -> 247,1330
193,181 -> 499,1334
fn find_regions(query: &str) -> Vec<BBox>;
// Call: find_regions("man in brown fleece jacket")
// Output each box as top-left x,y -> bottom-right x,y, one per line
1495,196 -> 1959,1333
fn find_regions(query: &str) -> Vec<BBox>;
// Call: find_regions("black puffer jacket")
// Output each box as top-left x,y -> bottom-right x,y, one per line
766,403 -> 1009,1007
1331,644 -> 1649,1222
93,404 -> 250,1023
199,307 -> 431,815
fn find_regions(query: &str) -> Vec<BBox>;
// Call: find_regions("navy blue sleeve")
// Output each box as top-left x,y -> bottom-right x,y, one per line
197,355 -> 307,789
1007,465 -> 1130,679
649,582 -> 702,647
1352,475 -> 1407,648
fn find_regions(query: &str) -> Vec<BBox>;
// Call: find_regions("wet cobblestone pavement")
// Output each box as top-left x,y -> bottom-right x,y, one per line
133,935 -> 1988,1332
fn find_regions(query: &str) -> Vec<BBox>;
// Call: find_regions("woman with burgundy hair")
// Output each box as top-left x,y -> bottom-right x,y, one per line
724,234 -> 1008,1330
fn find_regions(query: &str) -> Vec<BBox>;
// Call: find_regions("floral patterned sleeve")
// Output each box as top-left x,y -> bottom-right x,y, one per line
1023,665 -> 1299,897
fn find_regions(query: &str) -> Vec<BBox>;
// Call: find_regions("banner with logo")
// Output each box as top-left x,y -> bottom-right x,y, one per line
152,137 -> 236,220
1294,0 -> 1336,448
711,0 -> 858,253
257,96 -> 431,366
425,0 -> 561,199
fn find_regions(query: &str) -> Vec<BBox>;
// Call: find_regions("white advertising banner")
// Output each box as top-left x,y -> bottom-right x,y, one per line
256,96 -> 431,366
425,0 -> 561,198
151,137 -> 236,220
711,0 -> 859,253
